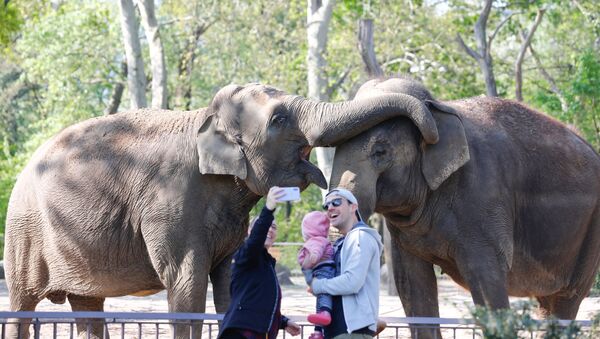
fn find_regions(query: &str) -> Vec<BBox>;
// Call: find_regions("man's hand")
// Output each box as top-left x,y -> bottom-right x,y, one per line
285,320 -> 301,336
307,285 -> 314,295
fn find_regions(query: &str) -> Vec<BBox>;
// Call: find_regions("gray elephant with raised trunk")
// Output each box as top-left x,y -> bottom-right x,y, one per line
4,82 -> 438,339
329,78 -> 600,339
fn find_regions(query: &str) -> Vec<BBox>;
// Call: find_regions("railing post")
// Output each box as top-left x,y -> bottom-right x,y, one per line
33,318 -> 41,339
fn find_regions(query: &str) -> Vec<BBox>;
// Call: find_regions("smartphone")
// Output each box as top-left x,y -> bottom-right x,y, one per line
277,187 -> 301,202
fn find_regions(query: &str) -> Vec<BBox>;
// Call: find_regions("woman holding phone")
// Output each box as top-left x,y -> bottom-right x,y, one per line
218,186 -> 301,338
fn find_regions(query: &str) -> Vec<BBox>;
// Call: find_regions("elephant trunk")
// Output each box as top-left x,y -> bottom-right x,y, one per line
286,93 -> 439,147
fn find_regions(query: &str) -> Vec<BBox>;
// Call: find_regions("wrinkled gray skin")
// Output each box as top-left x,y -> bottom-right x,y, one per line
4,83 -> 439,339
330,78 -> 600,339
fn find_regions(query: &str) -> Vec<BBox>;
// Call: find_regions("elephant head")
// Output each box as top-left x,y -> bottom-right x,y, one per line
197,82 -> 440,195
329,78 -> 470,223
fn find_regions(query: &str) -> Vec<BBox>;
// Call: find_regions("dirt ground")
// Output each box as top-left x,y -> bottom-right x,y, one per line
0,276 -> 598,338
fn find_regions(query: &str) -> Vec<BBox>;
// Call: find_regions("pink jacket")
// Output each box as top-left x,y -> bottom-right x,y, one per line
297,211 -> 334,269
298,237 -> 334,269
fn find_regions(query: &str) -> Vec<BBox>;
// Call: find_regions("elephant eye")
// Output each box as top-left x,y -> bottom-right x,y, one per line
370,142 -> 392,170
269,111 -> 288,128
371,144 -> 387,157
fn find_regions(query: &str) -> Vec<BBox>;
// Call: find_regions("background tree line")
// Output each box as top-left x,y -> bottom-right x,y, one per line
0,1 -> 599,294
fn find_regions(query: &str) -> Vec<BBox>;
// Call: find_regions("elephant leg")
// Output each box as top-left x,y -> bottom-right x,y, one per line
67,294 -> 107,339
392,243 -> 442,339
383,224 -> 398,296
456,250 -> 510,310
166,261 -> 210,339
537,208 -> 600,320
210,253 -> 233,314
536,293 -> 584,320
6,293 -> 41,339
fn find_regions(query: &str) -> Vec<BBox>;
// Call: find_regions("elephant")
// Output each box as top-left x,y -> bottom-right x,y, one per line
4,82 -> 439,339
328,77 -> 600,339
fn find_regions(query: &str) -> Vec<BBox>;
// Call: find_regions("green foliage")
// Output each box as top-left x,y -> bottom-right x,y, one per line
0,1 -> 23,48
471,302 -> 589,339
160,0 -> 308,108
592,271 -> 600,297
591,313 -> 600,338
565,49 -> 600,149
16,1 -> 121,118
471,302 -> 539,339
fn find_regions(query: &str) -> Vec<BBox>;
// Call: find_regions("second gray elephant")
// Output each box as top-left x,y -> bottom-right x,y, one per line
4,82 -> 438,338
330,78 -> 600,338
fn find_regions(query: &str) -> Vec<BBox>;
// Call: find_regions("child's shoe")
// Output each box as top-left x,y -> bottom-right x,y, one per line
308,331 -> 324,339
307,310 -> 331,326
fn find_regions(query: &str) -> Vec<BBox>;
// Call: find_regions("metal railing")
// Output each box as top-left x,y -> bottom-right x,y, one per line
0,312 -> 594,339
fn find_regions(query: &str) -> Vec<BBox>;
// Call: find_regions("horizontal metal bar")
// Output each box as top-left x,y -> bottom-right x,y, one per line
0,312 -> 592,327
0,312 -> 222,321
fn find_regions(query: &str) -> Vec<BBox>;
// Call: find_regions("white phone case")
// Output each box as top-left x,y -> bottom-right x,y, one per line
278,187 -> 300,202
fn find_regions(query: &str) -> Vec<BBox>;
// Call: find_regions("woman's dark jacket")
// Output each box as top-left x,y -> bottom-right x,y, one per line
217,206 -> 289,337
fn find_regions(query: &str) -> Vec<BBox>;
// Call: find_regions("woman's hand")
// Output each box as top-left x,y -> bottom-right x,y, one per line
285,320 -> 301,336
265,186 -> 285,211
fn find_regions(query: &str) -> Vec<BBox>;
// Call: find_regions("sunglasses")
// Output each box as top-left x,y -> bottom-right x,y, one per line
322,198 -> 344,210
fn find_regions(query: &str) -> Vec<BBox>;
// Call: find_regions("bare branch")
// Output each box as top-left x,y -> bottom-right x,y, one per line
488,11 -> 517,48
465,0 -> 498,97
527,36 -> 569,113
515,9 -> 545,101
455,33 -> 481,61
358,18 -> 384,78
104,83 -> 124,115
381,56 -> 414,68
326,67 -> 352,99
474,0 -> 493,56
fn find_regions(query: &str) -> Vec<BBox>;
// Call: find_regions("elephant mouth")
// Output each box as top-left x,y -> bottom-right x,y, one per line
300,145 -> 312,160
299,145 -> 327,189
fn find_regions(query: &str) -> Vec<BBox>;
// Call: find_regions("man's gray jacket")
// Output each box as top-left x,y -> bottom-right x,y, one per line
312,223 -> 383,333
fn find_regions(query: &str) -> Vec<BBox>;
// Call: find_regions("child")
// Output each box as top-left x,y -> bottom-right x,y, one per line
298,211 -> 336,337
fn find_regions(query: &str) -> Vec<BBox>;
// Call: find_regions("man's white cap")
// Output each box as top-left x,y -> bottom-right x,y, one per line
325,188 -> 363,221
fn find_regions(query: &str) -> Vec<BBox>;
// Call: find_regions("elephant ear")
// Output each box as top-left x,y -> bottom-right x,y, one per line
197,115 -> 247,179
421,100 -> 470,190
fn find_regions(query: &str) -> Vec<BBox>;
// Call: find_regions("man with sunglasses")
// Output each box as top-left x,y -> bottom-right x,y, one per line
310,188 -> 384,339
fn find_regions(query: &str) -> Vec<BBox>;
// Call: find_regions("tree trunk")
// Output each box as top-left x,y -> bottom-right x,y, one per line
175,22 -> 213,110
358,19 -> 384,78
474,0 -> 497,97
307,0 -> 335,192
104,83 -> 124,115
456,0 -> 498,97
515,9 -> 545,101
104,61 -> 127,115
136,0 -> 167,109
118,0 -> 147,109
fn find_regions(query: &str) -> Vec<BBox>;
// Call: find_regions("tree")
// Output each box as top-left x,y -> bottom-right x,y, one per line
456,0 -> 499,97
358,18 -> 383,78
514,8 -> 545,101
161,0 -> 219,110
118,0 -> 147,108
136,0 -> 167,109
307,0 -> 336,192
